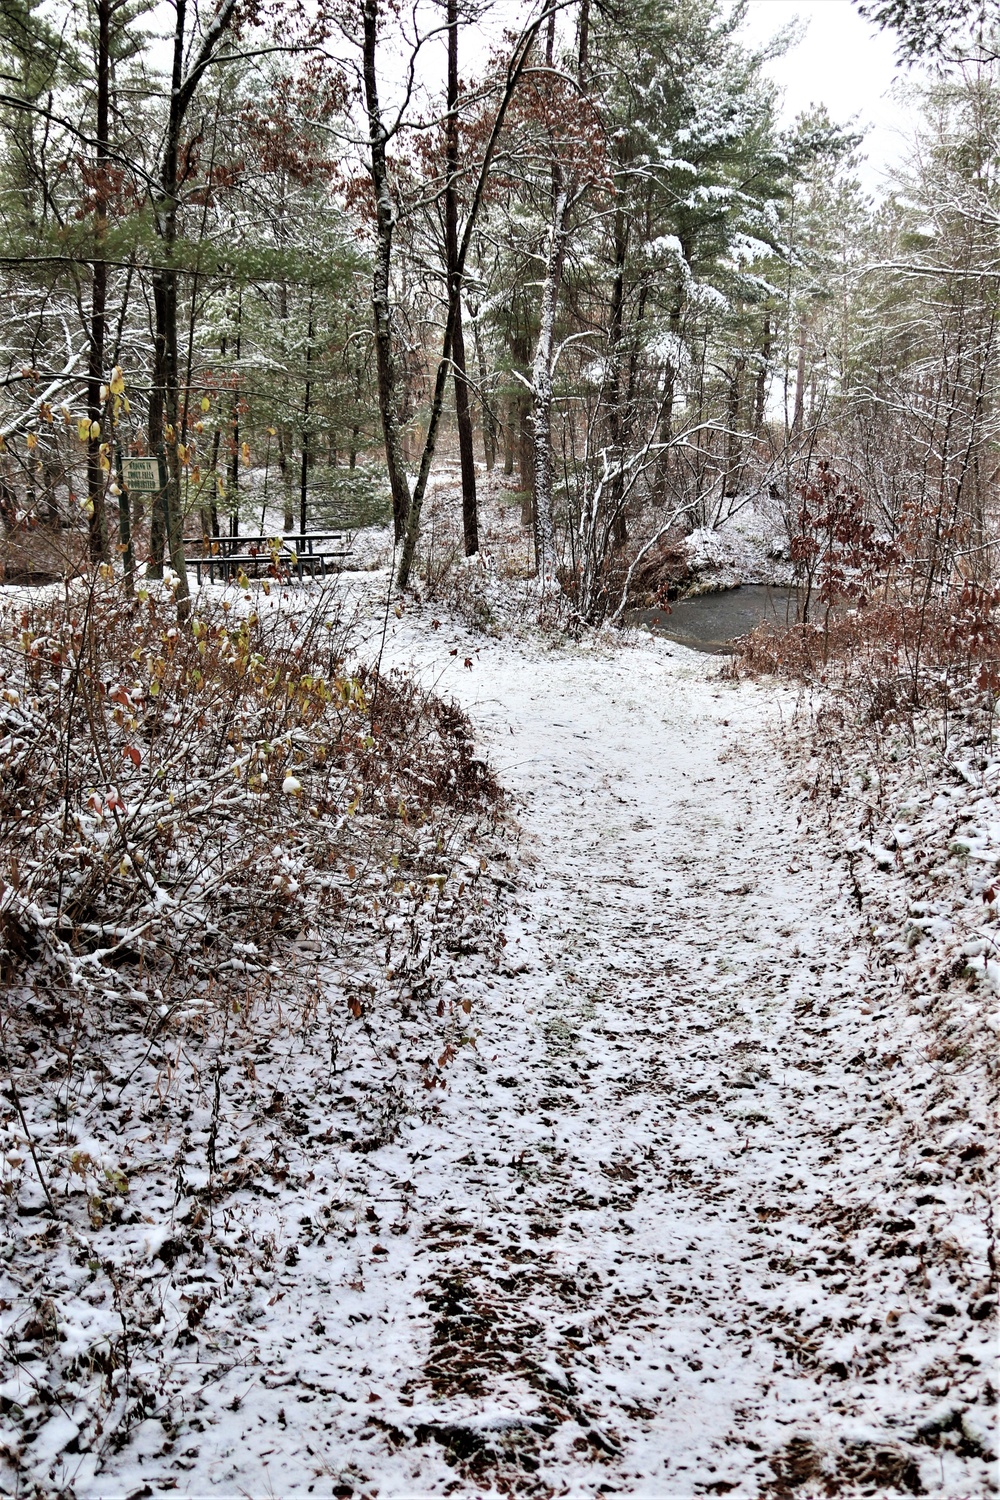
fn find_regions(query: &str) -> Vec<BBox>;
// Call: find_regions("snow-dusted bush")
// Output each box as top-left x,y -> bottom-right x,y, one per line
0,580 -> 498,1011
732,587 -> 1000,710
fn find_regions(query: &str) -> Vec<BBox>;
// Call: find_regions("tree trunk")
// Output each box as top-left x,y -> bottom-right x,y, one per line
300,302 -> 313,535
754,312 -> 771,435
85,0 -> 111,564
395,8 -> 543,588
362,0 -> 412,541
149,1 -> 191,598
453,312 -> 478,550
210,398 -> 223,536
147,0 -> 237,613
446,0 -> 478,555
530,4 -> 561,578
529,0 -> 590,583
227,291 -> 242,537
606,207 -> 628,548
792,317 -> 807,434
724,356 -> 745,498
511,324 -> 531,500
530,181 -> 570,582
150,256 -> 189,608
470,310 -> 496,470
503,398 -> 514,476
147,282 -> 168,576
518,402 -> 534,527
362,0 -> 544,588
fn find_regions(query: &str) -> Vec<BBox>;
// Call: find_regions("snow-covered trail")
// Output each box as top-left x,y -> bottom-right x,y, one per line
325,614 -> 974,1496
70,605 -> 991,1498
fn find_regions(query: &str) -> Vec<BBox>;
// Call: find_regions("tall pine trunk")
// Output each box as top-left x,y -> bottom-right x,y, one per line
605,207 -> 628,548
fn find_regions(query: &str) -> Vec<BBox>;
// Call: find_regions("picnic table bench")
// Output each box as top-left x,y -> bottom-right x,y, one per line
184,531 -> 353,585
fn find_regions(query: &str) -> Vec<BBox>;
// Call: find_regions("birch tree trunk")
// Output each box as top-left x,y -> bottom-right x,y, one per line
528,0 -> 589,587
85,0 -> 111,563
530,182 -> 570,584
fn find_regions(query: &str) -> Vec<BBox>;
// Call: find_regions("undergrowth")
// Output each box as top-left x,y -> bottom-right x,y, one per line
731,592 -> 999,1415
0,577 -> 499,1011
0,576 -> 509,1490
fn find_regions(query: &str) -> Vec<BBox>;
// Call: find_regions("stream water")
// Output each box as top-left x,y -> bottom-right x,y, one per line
629,584 -> 800,653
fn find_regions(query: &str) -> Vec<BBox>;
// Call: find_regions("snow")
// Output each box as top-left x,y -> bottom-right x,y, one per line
1,576 -> 996,1496
685,505 -> 794,591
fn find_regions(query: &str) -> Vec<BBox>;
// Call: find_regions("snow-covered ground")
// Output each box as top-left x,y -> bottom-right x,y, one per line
681,495 -> 794,595
3,576 -> 996,1496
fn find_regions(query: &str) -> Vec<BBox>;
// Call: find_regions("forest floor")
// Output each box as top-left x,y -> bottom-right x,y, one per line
3,555 -> 997,1498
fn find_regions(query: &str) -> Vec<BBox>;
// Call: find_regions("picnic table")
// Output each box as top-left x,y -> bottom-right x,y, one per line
184,531 -> 352,585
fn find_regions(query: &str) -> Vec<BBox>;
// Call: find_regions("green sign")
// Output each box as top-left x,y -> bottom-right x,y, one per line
121,455 -> 164,494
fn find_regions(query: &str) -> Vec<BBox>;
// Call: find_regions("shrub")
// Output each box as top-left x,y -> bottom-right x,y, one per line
0,577 -> 500,1014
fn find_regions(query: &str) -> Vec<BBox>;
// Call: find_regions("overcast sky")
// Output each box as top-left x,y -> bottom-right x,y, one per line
737,0 -> 924,193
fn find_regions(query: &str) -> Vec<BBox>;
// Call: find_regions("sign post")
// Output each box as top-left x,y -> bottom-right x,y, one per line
114,448 -> 135,594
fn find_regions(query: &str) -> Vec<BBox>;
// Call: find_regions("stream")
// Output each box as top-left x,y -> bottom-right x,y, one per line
629,583 -> 800,652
